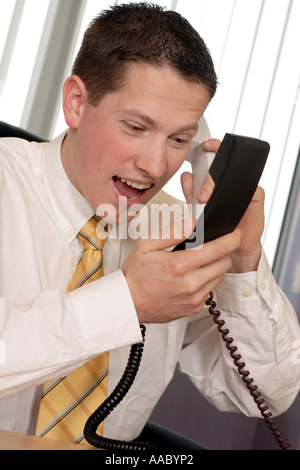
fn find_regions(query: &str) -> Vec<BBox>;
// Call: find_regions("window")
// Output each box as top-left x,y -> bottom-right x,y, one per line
0,0 -> 50,125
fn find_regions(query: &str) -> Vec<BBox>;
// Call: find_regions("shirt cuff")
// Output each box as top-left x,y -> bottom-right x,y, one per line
67,269 -> 142,356
215,250 -> 276,316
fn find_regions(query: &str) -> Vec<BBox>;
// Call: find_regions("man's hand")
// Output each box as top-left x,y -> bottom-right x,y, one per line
122,218 -> 242,324
229,186 -> 264,272
181,139 -> 265,273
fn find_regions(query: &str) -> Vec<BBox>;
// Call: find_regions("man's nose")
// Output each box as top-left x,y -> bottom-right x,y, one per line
135,137 -> 167,179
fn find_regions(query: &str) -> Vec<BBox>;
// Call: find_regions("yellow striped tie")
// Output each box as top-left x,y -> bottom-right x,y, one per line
35,216 -> 108,445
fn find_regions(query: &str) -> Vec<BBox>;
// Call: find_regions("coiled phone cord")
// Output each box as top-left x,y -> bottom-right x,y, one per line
84,294 -> 292,451
205,291 -> 292,450
84,324 -> 155,450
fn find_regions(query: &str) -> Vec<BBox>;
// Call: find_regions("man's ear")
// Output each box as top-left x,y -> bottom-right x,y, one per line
63,75 -> 88,128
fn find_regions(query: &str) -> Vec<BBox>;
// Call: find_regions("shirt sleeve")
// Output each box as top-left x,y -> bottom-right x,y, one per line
178,250 -> 300,417
0,270 -> 142,398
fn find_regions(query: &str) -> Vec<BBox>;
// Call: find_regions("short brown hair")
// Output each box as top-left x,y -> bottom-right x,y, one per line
72,2 -> 217,106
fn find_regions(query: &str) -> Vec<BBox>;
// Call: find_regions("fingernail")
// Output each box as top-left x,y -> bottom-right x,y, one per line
198,189 -> 208,202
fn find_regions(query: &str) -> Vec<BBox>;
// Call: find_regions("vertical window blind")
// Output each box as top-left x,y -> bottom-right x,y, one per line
0,0 -> 299,264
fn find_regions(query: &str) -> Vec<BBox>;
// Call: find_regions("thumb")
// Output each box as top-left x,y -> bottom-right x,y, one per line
141,216 -> 196,251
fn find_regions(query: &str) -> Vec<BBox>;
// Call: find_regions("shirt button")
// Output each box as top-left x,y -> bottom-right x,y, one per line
242,289 -> 253,298
261,282 -> 267,292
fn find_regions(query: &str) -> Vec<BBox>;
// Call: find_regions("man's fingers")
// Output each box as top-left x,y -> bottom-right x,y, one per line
196,139 -> 221,203
181,171 -> 193,205
197,172 -> 215,203
202,138 -> 221,153
183,229 -> 243,270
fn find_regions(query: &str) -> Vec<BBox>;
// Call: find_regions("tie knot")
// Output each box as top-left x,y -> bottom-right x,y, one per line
78,216 -> 107,251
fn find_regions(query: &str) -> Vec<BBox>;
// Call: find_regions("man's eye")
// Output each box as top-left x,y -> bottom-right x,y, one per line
172,136 -> 189,146
123,121 -> 144,132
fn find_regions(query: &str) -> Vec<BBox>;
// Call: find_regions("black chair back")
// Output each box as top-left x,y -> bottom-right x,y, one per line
0,121 -> 46,142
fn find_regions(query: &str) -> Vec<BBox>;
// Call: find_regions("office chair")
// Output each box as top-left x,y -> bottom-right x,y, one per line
0,121 -> 47,142
0,120 -> 205,451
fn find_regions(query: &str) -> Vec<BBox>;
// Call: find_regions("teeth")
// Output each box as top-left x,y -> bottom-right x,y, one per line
120,177 -> 151,190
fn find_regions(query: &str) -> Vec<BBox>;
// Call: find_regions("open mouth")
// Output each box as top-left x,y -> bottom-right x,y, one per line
113,176 -> 153,201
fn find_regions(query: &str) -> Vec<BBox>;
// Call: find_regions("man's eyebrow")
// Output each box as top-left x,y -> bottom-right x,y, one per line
176,122 -> 199,133
119,109 -> 199,133
119,109 -> 155,126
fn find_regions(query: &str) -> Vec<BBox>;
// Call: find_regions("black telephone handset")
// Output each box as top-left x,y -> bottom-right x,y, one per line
84,125 -> 291,451
173,132 -> 270,250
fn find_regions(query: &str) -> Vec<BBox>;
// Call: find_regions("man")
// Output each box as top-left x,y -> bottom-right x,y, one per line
0,3 -> 299,449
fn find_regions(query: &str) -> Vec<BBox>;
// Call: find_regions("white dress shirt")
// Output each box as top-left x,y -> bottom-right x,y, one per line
0,133 -> 299,442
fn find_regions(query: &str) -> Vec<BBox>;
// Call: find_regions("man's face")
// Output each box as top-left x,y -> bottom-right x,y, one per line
62,63 -> 210,223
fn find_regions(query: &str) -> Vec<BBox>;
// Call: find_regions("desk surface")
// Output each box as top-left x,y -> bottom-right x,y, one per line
0,430 -> 94,450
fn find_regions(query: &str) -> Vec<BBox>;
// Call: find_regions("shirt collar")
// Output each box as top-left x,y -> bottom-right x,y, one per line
42,131 -> 94,242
